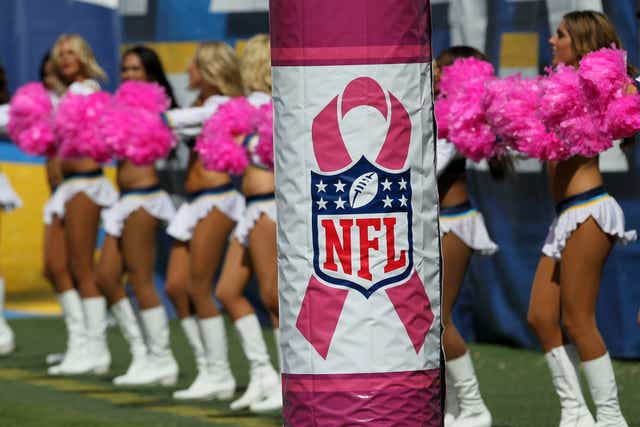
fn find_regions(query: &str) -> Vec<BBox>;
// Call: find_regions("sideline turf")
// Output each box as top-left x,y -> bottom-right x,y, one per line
1,318 -> 639,426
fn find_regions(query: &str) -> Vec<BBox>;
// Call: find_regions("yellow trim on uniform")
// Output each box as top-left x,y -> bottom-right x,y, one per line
561,194 -> 611,215
440,210 -> 479,222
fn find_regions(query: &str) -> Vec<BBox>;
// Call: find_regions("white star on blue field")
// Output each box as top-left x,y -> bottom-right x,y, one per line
311,158 -> 412,214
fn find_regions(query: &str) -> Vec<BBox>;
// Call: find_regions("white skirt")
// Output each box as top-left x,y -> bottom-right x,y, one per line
43,171 -> 118,224
0,172 -> 22,211
101,187 -> 176,238
233,194 -> 276,247
440,203 -> 498,255
167,184 -> 245,242
542,193 -> 637,260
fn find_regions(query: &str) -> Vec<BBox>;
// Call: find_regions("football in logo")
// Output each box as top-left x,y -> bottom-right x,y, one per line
349,172 -> 379,209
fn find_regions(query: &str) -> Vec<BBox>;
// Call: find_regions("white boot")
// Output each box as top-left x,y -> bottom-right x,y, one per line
250,388 -> 283,414
50,296 -> 110,375
230,315 -> 280,410
47,289 -> 84,365
111,298 -> 150,386
545,346 -> 595,427
178,316 -> 236,401
249,327 -> 282,414
173,316 -> 210,399
445,370 -> 460,426
130,305 -> 178,386
448,352 -> 492,427
0,278 -> 15,355
583,353 -> 629,427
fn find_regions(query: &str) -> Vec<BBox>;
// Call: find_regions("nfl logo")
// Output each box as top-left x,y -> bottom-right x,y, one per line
311,156 -> 413,298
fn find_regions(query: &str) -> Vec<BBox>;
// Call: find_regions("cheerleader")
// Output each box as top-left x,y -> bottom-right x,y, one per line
38,52 -> 80,366
95,46 -> 179,386
0,64 -> 23,355
163,42 -> 245,399
434,47 -> 502,427
527,11 -> 635,427
213,34 -> 280,412
46,34 -> 118,376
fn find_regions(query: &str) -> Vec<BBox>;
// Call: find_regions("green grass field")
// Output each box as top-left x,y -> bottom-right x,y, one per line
1,318 -> 638,426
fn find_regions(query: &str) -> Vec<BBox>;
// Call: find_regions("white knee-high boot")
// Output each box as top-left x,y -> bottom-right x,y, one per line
447,352 -> 491,427
173,316 -> 210,399
545,345 -> 595,427
445,369 -> 460,426
46,289 -> 85,365
111,298 -> 150,385
136,305 -> 178,386
196,316 -> 236,400
583,353 -> 629,427
230,314 -> 279,410
250,327 -> 283,414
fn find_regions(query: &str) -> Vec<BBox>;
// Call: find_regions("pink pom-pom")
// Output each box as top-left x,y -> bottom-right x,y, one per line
254,102 -> 274,170
579,47 -> 640,141
113,81 -> 170,113
483,75 -> 566,160
99,81 -> 175,164
538,64 -> 612,159
100,105 -> 175,166
55,91 -> 112,163
605,96 -> 640,140
579,47 -> 629,114
7,82 -> 57,156
195,97 -> 255,175
437,57 -> 500,162
438,57 -> 494,99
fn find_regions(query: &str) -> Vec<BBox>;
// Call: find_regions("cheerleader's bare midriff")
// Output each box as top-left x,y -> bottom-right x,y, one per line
241,165 -> 274,197
61,157 -> 102,176
439,173 -> 469,209
548,156 -> 603,202
184,153 -> 231,194
117,161 -> 158,190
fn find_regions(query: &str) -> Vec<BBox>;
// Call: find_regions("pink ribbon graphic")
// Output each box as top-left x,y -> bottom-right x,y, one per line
297,77 -> 434,359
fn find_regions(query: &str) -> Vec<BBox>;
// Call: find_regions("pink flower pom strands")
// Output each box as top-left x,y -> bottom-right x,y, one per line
437,57 -> 500,162
101,81 -> 175,165
7,82 -> 57,156
113,80 -> 170,113
195,97 -> 255,175
54,91 -> 112,163
539,64 -> 612,159
254,102 -> 274,170
578,47 -> 640,141
483,76 -> 565,160
100,106 -> 175,166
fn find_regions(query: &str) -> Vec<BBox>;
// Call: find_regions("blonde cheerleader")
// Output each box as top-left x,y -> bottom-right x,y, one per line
213,34 -> 281,412
163,42 -> 245,399
45,34 -> 118,376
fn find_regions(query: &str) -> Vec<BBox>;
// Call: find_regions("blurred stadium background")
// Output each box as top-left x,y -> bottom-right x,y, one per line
0,1 -> 639,425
